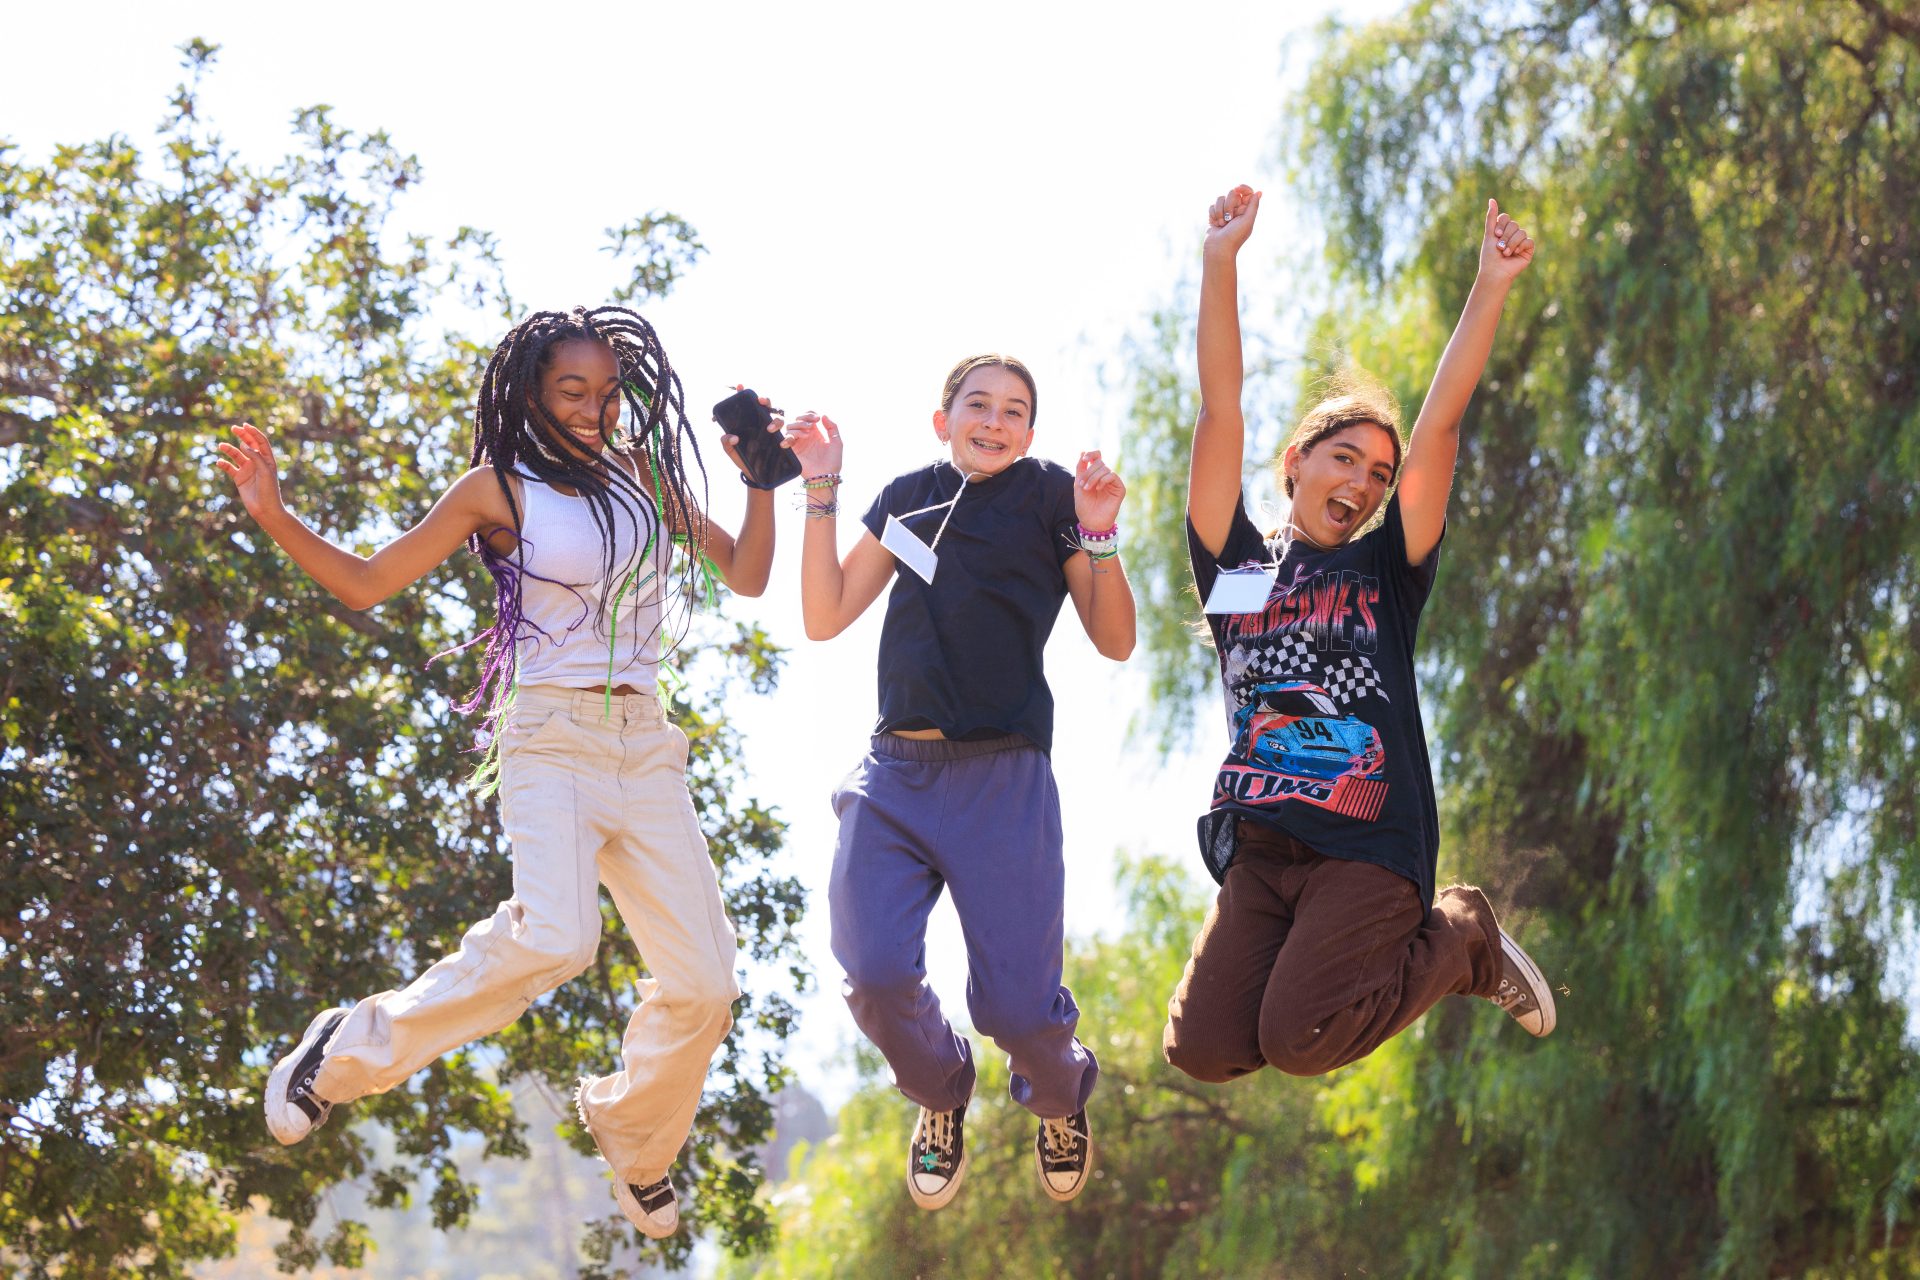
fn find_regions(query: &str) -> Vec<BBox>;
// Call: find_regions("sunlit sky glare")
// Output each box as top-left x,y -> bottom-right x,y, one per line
7,0 -> 1399,1104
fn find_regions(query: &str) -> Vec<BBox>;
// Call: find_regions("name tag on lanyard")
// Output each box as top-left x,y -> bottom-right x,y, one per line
881,468 -> 976,585
881,515 -> 940,584
1203,566 -> 1278,614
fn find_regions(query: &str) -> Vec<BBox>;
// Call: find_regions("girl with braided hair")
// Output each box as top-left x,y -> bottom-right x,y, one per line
219,305 -> 779,1239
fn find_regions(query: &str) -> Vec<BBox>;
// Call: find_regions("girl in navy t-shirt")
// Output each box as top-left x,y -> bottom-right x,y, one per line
1164,186 -> 1556,1084
781,355 -> 1135,1210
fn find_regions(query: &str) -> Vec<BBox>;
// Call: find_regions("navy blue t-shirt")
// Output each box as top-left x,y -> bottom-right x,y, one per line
1187,493 -> 1443,904
861,457 -> 1079,752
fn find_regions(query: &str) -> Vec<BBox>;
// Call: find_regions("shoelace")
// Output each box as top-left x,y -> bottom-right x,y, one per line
918,1108 -> 956,1158
631,1177 -> 674,1213
292,1064 -> 331,1123
1040,1117 -> 1082,1162
1492,975 -> 1532,1012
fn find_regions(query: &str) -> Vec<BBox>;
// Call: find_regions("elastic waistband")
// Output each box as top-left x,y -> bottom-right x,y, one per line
515,683 -> 664,724
870,732 -> 1033,763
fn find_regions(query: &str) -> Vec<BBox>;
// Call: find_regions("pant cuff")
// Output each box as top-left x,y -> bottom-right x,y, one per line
1435,883 -> 1503,997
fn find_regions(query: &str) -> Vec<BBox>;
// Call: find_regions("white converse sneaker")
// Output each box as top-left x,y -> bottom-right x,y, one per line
907,1103 -> 968,1210
614,1173 -> 679,1239
1487,929 -> 1556,1036
264,1007 -> 349,1145
1034,1110 -> 1093,1203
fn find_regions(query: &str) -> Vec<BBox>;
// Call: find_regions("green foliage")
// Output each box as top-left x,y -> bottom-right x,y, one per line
1117,289 -> 1299,753
720,856 -> 1349,1280
605,214 -> 706,306
1119,1 -> 1920,1275
0,42 -> 804,1276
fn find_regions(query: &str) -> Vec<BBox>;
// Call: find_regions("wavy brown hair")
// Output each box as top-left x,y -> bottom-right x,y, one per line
1279,368 -> 1403,497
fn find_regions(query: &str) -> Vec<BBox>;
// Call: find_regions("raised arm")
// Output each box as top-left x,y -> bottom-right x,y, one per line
1396,199 -> 1534,565
660,391 -> 784,597
1189,185 -> 1262,557
1064,449 -> 1135,660
216,422 -> 504,611
781,413 -> 896,640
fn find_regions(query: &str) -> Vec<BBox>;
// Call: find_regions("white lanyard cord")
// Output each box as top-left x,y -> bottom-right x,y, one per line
895,463 -> 979,553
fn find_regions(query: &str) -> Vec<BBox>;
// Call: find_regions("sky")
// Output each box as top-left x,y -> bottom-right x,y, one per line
4,0 -> 1400,1105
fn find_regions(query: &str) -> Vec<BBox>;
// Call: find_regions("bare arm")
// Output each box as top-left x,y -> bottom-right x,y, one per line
653,394 -> 786,597
780,413 -> 897,639
686,486 -> 776,597
216,423 -> 505,611
803,525 -> 897,641
1064,450 -> 1135,660
1190,186 -> 1262,557
1397,199 -> 1534,565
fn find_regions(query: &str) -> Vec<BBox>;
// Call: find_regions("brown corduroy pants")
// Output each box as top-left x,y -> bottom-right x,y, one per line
1164,820 -> 1502,1080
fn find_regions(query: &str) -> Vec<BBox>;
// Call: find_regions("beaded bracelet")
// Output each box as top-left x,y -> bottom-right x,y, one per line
802,472 -> 843,490
1071,521 -> 1120,561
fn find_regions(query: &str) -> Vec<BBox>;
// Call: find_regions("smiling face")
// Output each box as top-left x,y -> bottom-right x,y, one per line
1284,421 -> 1399,546
932,364 -> 1036,477
534,338 -> 623,461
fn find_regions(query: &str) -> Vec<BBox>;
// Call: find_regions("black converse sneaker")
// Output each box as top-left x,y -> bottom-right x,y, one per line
1034,1110 -> 1093,1203
264,1007 -> 349,1145
614,1173 -> 680,1239
1486,929 -> 1557,1036
907,1103 -> 968,1210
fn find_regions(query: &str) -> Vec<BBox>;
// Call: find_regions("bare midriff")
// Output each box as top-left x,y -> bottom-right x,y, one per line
887,727 -> 948,741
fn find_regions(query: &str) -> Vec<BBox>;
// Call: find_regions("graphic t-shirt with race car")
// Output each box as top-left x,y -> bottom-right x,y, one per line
1187,492 -> 1442,906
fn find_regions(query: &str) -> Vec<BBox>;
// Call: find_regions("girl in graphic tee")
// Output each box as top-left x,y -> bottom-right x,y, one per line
219,306 -> 780,1240
780,355 -> 1135,1210
1164,187 -> 1556,1084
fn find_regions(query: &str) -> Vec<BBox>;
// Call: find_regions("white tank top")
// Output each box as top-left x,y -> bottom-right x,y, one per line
510,462 -> 671,691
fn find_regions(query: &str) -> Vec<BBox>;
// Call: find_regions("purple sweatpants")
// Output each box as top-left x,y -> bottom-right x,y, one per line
829,733 -> 1099,1119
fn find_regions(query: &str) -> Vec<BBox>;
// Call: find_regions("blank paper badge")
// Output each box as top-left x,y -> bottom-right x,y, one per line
1203,566 -> 1278,614
880,476 -> 975,585
881,515 -> 941,583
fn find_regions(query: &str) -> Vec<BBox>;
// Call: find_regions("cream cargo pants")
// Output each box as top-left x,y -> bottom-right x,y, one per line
312,685 -> 740,1183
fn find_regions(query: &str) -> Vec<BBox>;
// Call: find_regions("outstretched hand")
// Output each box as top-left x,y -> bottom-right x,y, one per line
1204,185 -> 1261,258
781,411 -> 842,478
1074,450 -> 1125,532
1479,199 -> 1535,282
214,423 -> 286,522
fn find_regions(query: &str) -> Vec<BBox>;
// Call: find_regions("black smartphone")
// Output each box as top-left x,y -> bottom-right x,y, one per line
713,388 -> 800,490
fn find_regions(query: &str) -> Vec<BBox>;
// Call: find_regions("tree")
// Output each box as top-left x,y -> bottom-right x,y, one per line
0,41 -> 805,1277
1118,1 -> 1920,1275
719,855 -> 1360,1280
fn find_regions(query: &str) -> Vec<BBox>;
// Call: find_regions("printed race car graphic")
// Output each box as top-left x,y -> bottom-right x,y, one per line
1215,681 -> 1388,821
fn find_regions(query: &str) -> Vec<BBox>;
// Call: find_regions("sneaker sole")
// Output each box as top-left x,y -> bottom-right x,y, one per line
1500,932 -> 1557,1037
908,1147 -> 969,1211
264,1007 -> 347,1146
1036,1136 -> 1094,1204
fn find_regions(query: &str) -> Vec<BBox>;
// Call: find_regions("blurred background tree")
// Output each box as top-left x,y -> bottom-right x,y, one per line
739,2 -> 1920,1276
0,41 -> 806,1277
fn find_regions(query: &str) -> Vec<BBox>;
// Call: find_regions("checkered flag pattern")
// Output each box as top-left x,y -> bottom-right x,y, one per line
1321,655 -> 1388,706
1230,632 -> 1316,682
